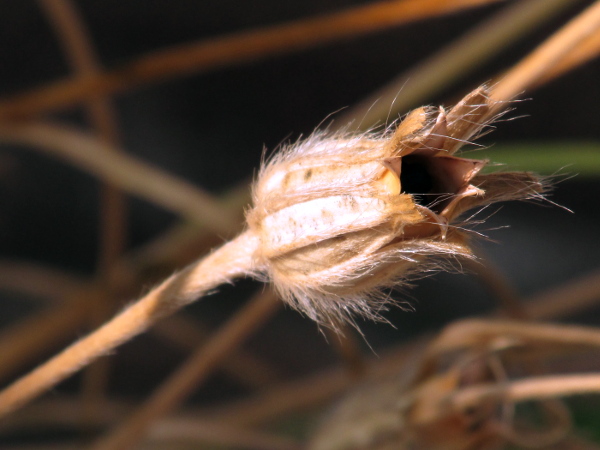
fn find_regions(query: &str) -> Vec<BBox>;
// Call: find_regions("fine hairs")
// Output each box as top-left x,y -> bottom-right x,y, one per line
248,86 -> 545,326
0,86 -> 546,421
2,2 -> 599,445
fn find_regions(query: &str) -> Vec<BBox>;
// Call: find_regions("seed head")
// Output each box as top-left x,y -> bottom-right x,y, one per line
247,87 -> 544,325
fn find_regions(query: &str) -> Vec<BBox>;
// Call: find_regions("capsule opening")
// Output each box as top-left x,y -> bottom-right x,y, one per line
400,154 -> 441,210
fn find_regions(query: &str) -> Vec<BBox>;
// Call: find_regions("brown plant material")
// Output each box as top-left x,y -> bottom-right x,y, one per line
90,289 -> 280,450
0,260 -> 85,301
325,322 -> 367,377
153,315 -> 280,389
148,417 -> 301,450
0,183 -> 251,391
0,230 -> 258,417
0,85 -> 544,418
489,0 -> 600,106
527,267 -> 600,320
452,373 -> 600,412
0,0 -> 505,121
338,0 -> 577,131
4,1 -> 597,435
309,319 -> 600,450
308,340 -> 500,449
205,267 -> 600,430
0,1 -> 597,448
207,336 -> 431,427
248,86 -> 543,325
0,261 -> 276,390
0,296 -> 91,385
0,122 -> 240,235
536,25 -> 600,86
38,0 -> 127,418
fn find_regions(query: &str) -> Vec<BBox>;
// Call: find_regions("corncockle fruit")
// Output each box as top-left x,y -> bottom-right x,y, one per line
0,86 -> 547,420
248,86 -> 544,324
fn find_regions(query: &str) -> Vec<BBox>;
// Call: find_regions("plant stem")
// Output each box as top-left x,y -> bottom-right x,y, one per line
338,0 -> 575,130
452,373 -> 600,410
0,297 -> 90,385
148,417 -> 300,450
527,267 -> 600,320
0,230 -> 258,418
490,0 -> 600,106
38,0 -> 128,420
0,0 -> 505,120
0,183 -> 250,390
203,268 -> 600,426
428,319 -> 600,357
537,25 -> 600,86
90,288 -> 279,450
0,122 -> 240,235
154,315 -> 280,389
0,260 -> 85,301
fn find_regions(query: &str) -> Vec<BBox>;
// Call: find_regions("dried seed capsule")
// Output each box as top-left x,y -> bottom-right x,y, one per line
247,87 -> 544,324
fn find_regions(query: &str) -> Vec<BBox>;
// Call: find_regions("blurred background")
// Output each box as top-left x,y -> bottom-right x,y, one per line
0,0 -> 599,447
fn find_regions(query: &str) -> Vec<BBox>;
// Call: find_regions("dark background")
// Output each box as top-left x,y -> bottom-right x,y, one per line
0,0 -> 599,410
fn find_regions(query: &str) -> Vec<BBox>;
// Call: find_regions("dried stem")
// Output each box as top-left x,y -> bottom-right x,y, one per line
490,0 -> 600,105
205,267 -> 600,426
0,183 -> 251,389
37,0 -> 126,275
1,260 -> 276,389
338,0 -> 575,130
528,267 -> 600,321
0,296 -> 90,384
0,260 -> 85,301
148,418 -> 300,450
0,396 -> 131,431
427,319 -> 600,357
208,337 -> 430,426
0,230 -> 258,417
452,373 -> 600,411
536,25 -> 600,86
0,0 -> 505,121
325,323 -> 367,378
38,0 -> 128,418
462,252 -> 528,320
0,294 -> 275,391
154,314 -> 280,388
0,122 -> 240,235
90,288 -> 280,450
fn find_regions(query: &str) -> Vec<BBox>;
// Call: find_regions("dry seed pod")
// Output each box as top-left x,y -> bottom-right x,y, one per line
308,370 -> 502,450
247,87 -> 544,324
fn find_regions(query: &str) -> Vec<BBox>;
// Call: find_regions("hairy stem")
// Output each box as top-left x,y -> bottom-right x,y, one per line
0,231 -> 258,417
90,289 -> 279,450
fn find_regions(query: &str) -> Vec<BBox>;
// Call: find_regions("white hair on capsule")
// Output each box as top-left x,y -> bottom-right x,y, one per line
246,86 -> 546,327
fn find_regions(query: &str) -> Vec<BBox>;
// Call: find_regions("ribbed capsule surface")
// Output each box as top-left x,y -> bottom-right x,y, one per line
247,87 -> 544,324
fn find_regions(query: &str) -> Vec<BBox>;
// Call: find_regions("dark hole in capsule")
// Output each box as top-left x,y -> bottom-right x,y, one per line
400,155 -> 436,207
